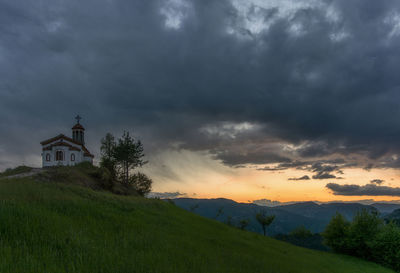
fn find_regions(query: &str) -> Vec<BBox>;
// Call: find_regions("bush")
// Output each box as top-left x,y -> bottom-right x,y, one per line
129,172 -> 152,196
370,223 -> 400,271
238,219 -> 250,230
322,213 -> 350,253
89,167 -> 114,190
290,226 -> 313,238
347,210 -> 383,259
323,210 -> 400,272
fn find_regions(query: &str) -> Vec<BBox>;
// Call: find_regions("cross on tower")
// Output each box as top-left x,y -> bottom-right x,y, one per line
75,115 -> 82,124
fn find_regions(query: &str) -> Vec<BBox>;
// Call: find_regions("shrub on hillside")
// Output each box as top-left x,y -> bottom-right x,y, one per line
275,227 -> 328,251
370,223 -> 400,271
290,226 -> 313,238
323,213 -> 350,253
323,210 -> 400,272
129,172 -> 152,196
238,219 -> 250,230
347,210 -> 383,259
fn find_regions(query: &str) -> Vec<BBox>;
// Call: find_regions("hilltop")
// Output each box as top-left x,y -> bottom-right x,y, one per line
0,167 -> 394,273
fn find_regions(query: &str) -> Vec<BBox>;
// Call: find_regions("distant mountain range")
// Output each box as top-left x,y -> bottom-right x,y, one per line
385,209 -> 400,225
173,198 -> 399,236
370,203 -> 400,214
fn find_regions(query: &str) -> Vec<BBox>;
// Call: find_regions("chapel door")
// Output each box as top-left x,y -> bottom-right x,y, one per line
56,151 -> 63,161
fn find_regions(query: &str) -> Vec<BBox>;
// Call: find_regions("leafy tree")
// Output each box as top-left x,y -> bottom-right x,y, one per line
323,213 -> 351,253
323,209 -> 400,271
100,133 -> 117,179
370,222 -> 400,271
100,132 -> 152,195
129,172 -> 152,196
100,133 -> 116,160
238,219 -> 250,230
347,209 -> 383,259
113,131 -> 147,185
256,212 -> 275,236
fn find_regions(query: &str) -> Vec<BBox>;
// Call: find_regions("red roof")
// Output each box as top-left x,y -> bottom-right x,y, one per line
40,134 -> 81,146
72,123 -> 85,130
40,134 -> 94,158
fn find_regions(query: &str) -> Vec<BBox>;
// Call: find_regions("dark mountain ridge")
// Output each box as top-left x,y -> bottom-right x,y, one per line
173,198 -> 379,235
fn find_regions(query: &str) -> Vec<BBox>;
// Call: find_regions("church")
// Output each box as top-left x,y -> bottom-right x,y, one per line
40,116 -> 94,167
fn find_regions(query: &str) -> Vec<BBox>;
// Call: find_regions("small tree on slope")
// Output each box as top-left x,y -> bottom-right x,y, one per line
100,133 -> 117,180
256,212 -> 275,236
113,131 -> 147,185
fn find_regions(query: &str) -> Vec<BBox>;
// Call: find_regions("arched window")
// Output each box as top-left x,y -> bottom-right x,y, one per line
46,154 -> 51,161
56,151 -> 63,161
71,153 -> 75,162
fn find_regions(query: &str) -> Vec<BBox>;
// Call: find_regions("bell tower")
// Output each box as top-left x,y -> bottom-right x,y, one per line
72,115 -> 85,144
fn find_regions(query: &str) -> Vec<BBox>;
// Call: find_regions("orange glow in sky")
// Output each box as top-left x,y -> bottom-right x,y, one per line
144,149 -> 400,203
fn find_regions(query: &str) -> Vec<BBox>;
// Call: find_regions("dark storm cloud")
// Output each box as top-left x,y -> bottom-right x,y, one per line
326,183 -> 400,197
288,175 -> 310,181
2,0 -> 400,170
370,179 -> 385,185
306,162 -> 344,180
260,160 -> 344,180
312,172 -> 339,180
257,160 -> 309,171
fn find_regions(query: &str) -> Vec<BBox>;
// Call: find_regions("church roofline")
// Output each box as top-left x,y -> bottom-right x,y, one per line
42,141 -> 81,151
40,134 -> 94,157
40,134 -> 81,146
72,123 -> 85,130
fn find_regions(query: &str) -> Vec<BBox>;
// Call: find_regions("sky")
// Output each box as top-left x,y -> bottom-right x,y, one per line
1,0 -> 400,203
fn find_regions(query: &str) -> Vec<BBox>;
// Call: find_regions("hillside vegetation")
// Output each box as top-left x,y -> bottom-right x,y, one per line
0,169 -> 394,273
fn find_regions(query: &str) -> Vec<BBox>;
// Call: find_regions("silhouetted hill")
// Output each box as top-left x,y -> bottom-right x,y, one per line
276,202 -> 377,220
371,203 -> 400,214
173,198 -> 319,235
173,199 -> 378,235
385,209 -> 400,225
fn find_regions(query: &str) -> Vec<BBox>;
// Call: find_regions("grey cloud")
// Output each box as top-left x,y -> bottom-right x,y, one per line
288,175 -> 310,181
257,160 -> 309,171
326,183 -> 400,197
312,173 -> 339,180
1,0 -> 400,172
257,166 -> 288,171
370,179 -> 384,185
307,162 -> 344,180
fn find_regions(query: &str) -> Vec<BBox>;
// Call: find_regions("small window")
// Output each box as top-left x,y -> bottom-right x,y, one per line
71,154 -> 75,162
56,151 -> 63,161
46,154 -> 51,161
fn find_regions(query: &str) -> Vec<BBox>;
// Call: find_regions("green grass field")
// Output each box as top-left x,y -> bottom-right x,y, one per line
0,175 -> 394,273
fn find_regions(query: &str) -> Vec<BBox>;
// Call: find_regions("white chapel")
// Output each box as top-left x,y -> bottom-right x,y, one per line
40,116 -> 94,167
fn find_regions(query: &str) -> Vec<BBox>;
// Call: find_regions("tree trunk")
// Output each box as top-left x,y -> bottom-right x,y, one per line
125,162 -> 129,184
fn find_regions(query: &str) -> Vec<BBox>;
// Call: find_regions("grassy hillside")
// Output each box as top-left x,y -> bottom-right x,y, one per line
0,176 -> 394,273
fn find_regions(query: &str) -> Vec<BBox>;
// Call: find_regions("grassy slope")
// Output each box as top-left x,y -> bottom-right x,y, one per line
0,177 -> 394,273
0,166 -> 32,178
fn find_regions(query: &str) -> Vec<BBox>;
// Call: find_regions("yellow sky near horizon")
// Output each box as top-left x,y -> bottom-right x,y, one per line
145,149 -> 400,203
